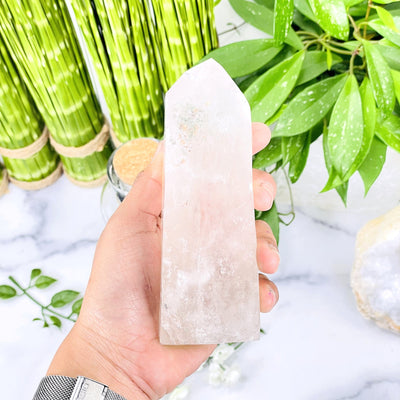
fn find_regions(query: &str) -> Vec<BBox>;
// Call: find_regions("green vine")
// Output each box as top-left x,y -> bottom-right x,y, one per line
0,269 -> 82,328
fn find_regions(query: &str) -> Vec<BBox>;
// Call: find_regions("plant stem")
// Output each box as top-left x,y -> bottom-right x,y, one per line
304,39 -> 320,50
349,44 -> 362,74
348,14 -> 360,36
296,30 -> 320,39
318,41 -> 354,55
364,0 -> 373,39
218,21 -> 247,36
8,276 -> 77,323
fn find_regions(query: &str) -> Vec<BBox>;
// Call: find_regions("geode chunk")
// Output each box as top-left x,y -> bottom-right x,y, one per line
352,206 -> 400,333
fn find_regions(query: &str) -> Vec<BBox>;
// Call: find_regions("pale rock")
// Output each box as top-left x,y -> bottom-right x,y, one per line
160,59 -> 260,345
352,205 -> 400,333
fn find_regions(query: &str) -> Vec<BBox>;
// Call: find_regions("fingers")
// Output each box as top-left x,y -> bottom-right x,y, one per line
256,220 -> 280,274
253,169 -> 277,211
259,275 -> 279,313
252,122 -> 271,155
256,219 -> 280,313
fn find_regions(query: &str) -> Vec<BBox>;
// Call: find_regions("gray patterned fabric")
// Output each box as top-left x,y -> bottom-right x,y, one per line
33,376 -> 127,400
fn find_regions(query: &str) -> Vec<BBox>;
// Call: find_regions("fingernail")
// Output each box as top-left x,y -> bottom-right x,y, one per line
260,182 -> 274,209
269,245 -> 280,258
149,141 -> 164,179
268,288 -> 277,305
152,140 -> 164,160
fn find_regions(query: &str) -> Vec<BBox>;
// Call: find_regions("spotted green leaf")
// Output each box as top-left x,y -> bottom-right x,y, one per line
274,0 -> 294,45
293,9 -> 322,34
376,114 -> 400,152
328,74 -> 364,178
0,285 -> 17,299
322,126 -> 349,203
296,50 -> 342,86
369,20 -> 400,47
334,77 -> 376,183
201,39 -> 283,78
335,181 -> 349,205
308,0 -> 349,40
358,137 -> 387,195
352,78 -> 376,171
229,0 -> 303,49
274,74 -> 347,137
289,131 -> 311,183
281,132 -> 308,165
245,51 -> 305,123
266,103 -> 287,125
253,137 -> 283,169
294,0 -> 317,21
364,41 -> 396,118
391,69 -> 400,103
51,290 -> 79,308
254,0 -> 275,8
344,0 -> 364,6
378,43 -> 400,70
349,3 -> 369,17
374,0 -> 400,4
376,6 -> 399,31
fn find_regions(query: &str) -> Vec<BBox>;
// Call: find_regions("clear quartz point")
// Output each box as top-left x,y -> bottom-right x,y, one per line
160,59 -> 260,345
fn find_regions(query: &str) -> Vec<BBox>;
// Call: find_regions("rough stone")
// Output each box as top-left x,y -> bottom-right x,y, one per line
352,205 -> 400,334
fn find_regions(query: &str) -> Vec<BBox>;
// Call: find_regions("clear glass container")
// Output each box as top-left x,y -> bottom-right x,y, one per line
100,138 -> 159,221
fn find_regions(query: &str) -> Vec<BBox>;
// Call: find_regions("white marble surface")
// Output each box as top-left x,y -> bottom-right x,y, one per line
2,1 -> 400,398
1,171 -> 400,399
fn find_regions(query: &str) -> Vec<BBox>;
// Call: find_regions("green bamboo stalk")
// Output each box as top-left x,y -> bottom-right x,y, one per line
0,0 -> 111,182
71,0 -> 164,143
151,0 -> 219,89
0,36 -> 59,183
2,146 -> 58,182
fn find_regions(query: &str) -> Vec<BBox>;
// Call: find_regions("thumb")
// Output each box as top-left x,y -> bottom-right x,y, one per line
116,141 -> 164,223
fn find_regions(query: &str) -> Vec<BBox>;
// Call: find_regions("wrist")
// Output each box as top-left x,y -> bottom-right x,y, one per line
47,323 -> 151,400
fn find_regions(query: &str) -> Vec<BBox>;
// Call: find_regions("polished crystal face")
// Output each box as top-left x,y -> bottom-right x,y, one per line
160,59 -> 260,345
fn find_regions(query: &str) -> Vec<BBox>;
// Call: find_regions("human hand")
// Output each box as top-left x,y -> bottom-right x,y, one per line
47,122 -> 280,400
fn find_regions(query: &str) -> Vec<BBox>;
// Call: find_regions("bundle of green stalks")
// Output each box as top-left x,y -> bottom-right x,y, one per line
151,0 -> 219,89
71,0 -> 218,143
71,0 -> 164,143
0,37 -> 59,186
0,0 -> 112,184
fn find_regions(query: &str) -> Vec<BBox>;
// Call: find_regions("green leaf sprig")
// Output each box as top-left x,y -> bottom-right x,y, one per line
202,0 -> 400,204
0,268 -> 83,328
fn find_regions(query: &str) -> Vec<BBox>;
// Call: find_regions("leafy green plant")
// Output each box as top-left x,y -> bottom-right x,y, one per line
204,0 -> 400,205
0,268 -> 82,328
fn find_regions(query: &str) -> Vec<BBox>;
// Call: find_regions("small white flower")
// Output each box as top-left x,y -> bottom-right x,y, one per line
211,344 -> 235,364
169,385 -> 189,400
208,362 -> 225,386
223,364 -> 241,386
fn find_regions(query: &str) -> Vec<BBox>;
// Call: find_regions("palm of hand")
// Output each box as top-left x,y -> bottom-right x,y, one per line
80,200 -> 214,399
48,123 -> 279,400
